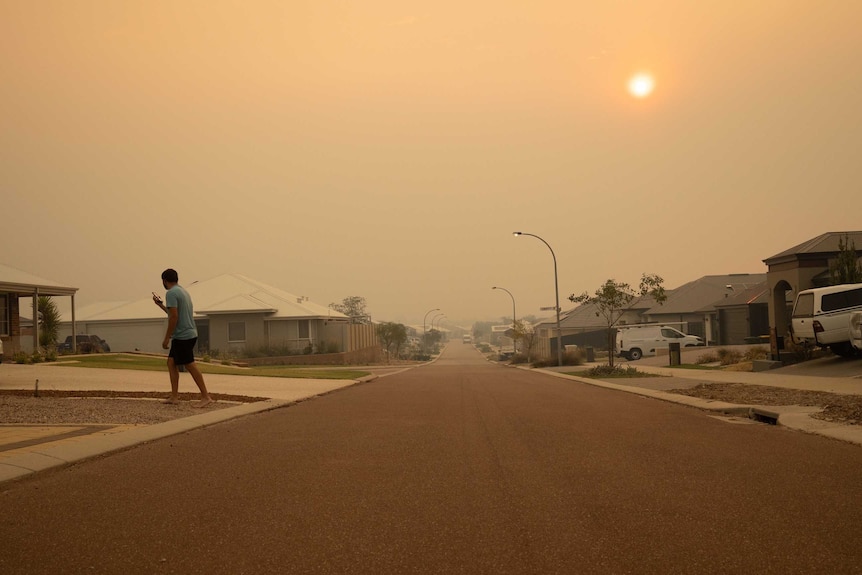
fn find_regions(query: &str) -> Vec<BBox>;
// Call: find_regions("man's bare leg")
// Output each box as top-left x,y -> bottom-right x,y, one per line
165,357 -> 181,404
186,362 -> 213,407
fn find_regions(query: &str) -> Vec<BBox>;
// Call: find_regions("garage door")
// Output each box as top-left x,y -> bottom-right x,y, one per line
719,308 -> 749,345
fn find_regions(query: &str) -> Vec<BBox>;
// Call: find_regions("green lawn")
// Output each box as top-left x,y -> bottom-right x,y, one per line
54,354 -> 370,380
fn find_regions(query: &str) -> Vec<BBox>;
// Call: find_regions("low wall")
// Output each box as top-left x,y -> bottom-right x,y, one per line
244,345 -> 383,367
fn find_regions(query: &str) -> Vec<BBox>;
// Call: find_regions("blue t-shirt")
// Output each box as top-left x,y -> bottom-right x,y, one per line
165,285 -> 198,341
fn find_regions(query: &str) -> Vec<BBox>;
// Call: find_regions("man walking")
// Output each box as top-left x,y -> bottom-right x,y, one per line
153,268 -> 213,407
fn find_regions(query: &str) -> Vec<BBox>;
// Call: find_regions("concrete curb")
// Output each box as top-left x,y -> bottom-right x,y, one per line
531,367 -> 862,447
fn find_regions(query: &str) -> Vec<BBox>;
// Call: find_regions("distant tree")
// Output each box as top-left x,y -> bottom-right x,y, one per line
330,296 -> 370,324
37,296 -> 61,350
471,321 -> 495,343
424,328 -> 442,350
568,273 -> 667,368
829,234 -> 862,285
512,319 -> 537,361
376,322 -> 408,361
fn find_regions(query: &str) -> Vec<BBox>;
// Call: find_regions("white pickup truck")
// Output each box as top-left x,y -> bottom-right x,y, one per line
791,283 -> 862,357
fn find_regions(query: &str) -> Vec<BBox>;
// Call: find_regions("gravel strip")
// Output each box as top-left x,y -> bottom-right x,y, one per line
668,383 -> 862,425
0,390 -> 266,425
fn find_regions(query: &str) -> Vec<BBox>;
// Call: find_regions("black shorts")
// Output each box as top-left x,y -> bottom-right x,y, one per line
169,337 -> 197,366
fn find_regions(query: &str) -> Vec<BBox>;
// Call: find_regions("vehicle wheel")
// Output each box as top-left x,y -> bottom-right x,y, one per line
830,342 -> 857,358
628,348 -> 643,361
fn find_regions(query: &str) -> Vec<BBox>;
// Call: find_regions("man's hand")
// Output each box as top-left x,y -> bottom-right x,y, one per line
162,337 -> 170,350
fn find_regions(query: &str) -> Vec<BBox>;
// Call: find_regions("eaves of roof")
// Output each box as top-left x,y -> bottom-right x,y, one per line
0,263 -> 78,296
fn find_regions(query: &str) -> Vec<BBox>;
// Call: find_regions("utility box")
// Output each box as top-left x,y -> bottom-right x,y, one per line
668,342 -> 681,366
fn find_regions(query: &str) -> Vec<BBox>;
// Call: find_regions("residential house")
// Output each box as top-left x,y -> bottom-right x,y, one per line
60,273 -> 376,361
531,274 -> 767,358
640,274 -> 766,343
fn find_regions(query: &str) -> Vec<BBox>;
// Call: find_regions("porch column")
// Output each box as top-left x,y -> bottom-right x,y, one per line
71,293 -> 76,346
31,290 -> 39,351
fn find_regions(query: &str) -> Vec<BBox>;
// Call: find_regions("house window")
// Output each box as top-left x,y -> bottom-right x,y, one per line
0,295 -> 8,336
298,320 -> 310,339
228,322 -> 246,343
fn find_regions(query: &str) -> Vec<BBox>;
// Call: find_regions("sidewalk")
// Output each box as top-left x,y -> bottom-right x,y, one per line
535,359 -> 862,446
0,363 -> 385,485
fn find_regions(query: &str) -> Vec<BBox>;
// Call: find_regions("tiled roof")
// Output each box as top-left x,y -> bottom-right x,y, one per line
764,231 -> 862,263
644,274 -> 766,315
62,273 -> 347,322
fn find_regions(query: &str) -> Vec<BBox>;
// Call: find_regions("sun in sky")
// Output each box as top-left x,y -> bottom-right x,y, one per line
627,73 -> 655,98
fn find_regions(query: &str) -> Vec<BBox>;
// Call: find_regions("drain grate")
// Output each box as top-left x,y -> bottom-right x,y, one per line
749,408 -> 779,425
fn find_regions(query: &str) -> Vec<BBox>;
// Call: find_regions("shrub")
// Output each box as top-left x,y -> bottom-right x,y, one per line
716,348 -> 743,365
30,352 -> 44,364
696,351 -> 719,364
586,364 -> 642,378
509,353 -> 530,364
743,346 -> 769,361
532,351 -> 583,368
13,351 -> 31,364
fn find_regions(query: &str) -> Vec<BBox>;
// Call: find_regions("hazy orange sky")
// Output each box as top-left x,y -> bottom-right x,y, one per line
3,1 -> 861,327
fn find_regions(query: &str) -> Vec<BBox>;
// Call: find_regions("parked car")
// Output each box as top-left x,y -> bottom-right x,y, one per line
58,335 -> 111,354
616,324 -> 704,361
791,283 -> 862,357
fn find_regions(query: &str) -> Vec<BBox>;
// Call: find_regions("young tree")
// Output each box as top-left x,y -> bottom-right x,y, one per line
512,319 -> 537,361
37,296 -> 61,350
829,234 -> 862,285
568,273 -> 667,368
376,322 -> 408,361
330,296 -> 370,324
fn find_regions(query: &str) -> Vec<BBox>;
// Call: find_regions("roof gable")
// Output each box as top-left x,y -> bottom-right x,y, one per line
764,231 -> 862,264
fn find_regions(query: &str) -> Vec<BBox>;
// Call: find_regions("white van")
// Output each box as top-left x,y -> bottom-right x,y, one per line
616,325 -> 704,361
791,283 -> 862,357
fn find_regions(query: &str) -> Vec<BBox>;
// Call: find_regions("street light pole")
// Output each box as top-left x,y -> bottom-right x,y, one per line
423,307 -> 440,354
492,286 -> 517,353
513,232 -> 563,367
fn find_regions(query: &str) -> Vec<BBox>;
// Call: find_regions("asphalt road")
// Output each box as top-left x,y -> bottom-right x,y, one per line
2,344 -> 862,574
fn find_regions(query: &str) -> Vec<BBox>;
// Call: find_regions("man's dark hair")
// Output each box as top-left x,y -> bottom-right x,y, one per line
161,268 -> 179,283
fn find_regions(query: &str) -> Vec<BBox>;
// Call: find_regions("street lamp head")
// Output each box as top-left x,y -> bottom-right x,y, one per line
512,232 -> 522,237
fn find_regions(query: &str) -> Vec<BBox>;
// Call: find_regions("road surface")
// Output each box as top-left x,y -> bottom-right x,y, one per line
2,343 -> 862,574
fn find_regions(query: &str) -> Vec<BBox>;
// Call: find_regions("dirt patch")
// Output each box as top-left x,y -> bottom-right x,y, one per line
0,390 -> 268,425
669,383 -> 862,425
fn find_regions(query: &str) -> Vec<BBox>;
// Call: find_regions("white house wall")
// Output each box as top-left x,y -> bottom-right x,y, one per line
267,319 -> 310,352
208,313 -> 267,355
